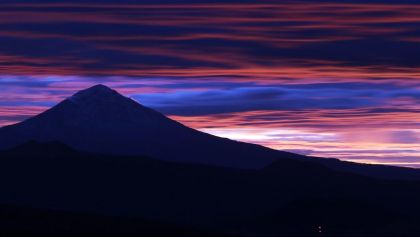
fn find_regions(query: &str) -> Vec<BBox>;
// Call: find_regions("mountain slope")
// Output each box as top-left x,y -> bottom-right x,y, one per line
0,84 -> 289,169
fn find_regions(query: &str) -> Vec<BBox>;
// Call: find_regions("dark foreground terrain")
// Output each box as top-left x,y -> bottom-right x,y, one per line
0,141 -> 420,237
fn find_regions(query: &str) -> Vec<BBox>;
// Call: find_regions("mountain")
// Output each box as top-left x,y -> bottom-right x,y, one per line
1,84 -> 420,181
0,84 -> 287,169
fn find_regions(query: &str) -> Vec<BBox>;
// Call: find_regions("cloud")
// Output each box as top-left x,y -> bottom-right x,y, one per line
0,1 -> 419,167
131,81 -> 419,116
0,2 -> 419,78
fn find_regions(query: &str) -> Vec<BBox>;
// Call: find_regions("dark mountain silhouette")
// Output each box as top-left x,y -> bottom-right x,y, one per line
0,84 -> 285,169
0,141 -> 420,236
0,84 -> 419,181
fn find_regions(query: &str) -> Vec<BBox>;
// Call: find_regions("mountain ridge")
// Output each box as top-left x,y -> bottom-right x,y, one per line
1,84 -> 420,180
0,84 -> 283,169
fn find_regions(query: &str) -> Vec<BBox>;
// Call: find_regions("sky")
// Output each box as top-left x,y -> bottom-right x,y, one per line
0,0 -> 419,167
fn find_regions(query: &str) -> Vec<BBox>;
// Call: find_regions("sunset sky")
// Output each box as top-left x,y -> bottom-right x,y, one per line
0,0 -> 419,167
